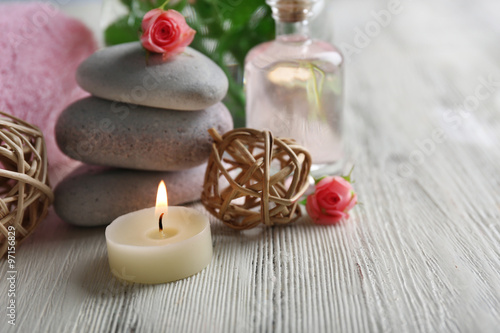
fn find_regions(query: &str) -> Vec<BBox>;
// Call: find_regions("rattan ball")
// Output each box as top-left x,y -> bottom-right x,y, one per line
202,128 -> 311,230
0,111 -> 54,257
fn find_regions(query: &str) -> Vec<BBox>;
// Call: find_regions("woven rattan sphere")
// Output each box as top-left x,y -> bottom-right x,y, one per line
0,111 -> 53,257
202,128 -> 311,229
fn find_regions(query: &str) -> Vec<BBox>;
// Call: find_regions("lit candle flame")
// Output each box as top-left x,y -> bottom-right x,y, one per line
155,181 -> 168,232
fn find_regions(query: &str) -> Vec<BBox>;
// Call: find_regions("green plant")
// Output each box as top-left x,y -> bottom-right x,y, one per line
104,0 -> 275,127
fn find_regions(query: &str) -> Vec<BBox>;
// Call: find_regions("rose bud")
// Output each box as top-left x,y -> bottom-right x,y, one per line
140,8 -> 196,60
306,176 -> 357,225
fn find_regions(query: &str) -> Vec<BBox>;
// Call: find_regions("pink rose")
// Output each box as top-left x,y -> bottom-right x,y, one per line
140,8 -> 196,60
306,176 -> 357,225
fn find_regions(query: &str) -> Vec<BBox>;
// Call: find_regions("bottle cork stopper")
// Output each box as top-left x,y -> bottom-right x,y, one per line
268,0 -> 314,22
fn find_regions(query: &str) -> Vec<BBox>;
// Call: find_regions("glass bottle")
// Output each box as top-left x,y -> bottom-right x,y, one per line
244,0 -> 344,175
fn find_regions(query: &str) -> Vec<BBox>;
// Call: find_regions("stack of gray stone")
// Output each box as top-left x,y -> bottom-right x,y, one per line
54,42 -> 232,227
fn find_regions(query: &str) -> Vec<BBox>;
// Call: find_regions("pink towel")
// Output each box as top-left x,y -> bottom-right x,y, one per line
0,2 -> 97,184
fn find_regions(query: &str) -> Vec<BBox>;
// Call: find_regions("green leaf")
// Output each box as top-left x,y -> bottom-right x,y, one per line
341,166 -> 355,183
120,0 -> 133,10
104,15 -> 141,46
314,176 -> 327,185
299,199 -> 307,206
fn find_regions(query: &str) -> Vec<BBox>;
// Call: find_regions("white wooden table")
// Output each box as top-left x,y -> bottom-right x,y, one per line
2,0 -> 500,331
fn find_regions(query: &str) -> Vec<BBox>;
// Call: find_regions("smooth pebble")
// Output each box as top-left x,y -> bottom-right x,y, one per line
76,42 -> 228,110
56,96 -> 233,171
54,164 -> 206,227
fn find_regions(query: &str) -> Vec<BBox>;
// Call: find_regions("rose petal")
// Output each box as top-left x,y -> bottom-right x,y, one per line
343,192 -> 358,212
164,9 -> 188,22
315,176 -> 335,189
316,189 -> 342,210
312,211 -> 346,225
141,9 -> 163,31
319,176 -> 351,192
177,28 -> 196,48
325,177 -> 354,208
306,194 -> 321,219
153,21 -> 178,45
141,33 -> 165,53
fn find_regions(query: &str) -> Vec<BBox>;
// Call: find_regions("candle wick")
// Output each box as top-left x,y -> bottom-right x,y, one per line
159,213 -> 164,232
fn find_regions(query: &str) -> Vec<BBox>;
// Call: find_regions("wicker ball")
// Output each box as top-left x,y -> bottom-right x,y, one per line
202,128 -> 311,230
0,111 -> 53,257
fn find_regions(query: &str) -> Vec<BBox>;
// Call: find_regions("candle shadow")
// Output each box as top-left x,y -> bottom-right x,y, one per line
209,216 -> 315,243
78,253 -> 133,297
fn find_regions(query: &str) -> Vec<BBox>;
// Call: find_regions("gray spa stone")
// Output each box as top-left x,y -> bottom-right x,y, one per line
76,42 -> 228,110
54,164 -> 206,227
56,96 -> 233,171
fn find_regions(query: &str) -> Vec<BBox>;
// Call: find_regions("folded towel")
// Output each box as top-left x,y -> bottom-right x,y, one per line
0,2 -> 97,184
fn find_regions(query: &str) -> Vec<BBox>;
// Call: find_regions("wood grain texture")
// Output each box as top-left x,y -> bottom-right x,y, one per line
2,0 -> 500,332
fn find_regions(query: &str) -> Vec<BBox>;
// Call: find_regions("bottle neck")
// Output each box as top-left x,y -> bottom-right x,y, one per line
275,20 -> 310,41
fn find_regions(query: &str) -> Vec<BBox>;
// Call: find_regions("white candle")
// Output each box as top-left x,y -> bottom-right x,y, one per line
105,182 -> 212,284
